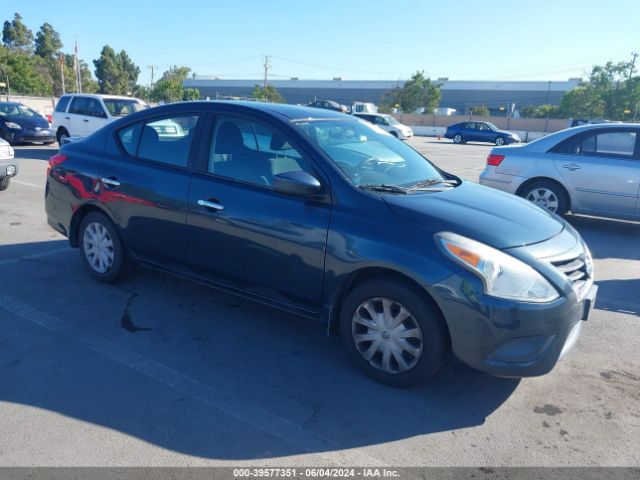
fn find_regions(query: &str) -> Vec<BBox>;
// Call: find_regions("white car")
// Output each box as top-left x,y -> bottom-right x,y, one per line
0,137 -> 16,191
353,113 -> 414,140
52,94 -> 147,144
479,123 -> 640,221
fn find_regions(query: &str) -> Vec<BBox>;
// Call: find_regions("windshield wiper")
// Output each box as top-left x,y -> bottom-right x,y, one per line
407,179 -> 458,192
359,184 -> 409,194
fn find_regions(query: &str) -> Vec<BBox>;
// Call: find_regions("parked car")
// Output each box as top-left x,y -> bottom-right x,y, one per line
45,101 -> 597,387
52,94 -> 147,144
0,102 -> 56,145
0,137 -> 17,191
307,100 -> 347,113
480,123 -> 640,221
354,113 -> 414,140
445,121 -> 520,145
351,102 -> 378,114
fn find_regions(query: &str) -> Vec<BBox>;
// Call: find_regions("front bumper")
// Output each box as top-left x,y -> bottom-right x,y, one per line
433,270 -> 596,378
0,157 -> 18,178
4,129 -> 55,143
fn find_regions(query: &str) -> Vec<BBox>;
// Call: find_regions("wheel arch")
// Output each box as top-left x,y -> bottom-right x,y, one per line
69,204 -> 119,248
515,176 -> 572,211
326,266 -> 450,346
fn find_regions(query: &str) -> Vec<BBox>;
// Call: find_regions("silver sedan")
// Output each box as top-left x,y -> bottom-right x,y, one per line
479,123 -> 640,221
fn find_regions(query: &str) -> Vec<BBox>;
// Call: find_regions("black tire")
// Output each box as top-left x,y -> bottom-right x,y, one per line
339,278 -> 448,387
452,134 -> 463,144
0,177 -> 10,191
78,211 -> 133,283
43,141 -> 56,146
56,128 -> 69,145
495,136 -> 506,146
519,180 -> 569,215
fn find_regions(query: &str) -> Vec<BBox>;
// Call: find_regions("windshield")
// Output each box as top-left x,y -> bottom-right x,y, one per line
385,115 -> 400,125
0,103 -> 39,118
485,122 -> 499,131
294,118 -> 446,189
103,99 -> 146,117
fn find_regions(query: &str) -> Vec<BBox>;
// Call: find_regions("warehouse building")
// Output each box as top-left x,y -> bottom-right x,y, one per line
183,77 -> 582,114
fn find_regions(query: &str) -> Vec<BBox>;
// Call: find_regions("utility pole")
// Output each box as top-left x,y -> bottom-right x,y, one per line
263,55 -> 271,92
630,52 -> 638,79
74,39 -> 82,93
60,53 -> 66,95
147,65 -> 158,101
544,81 -> 552,132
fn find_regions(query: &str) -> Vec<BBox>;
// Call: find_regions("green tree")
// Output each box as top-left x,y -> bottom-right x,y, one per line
0,45 -> 50,95
93,45 -> 139,94
520,104 -> 560,118
150,66 -> 199,103
34,23 -> 62,60
251,84 -> 285,103
2,13 -> 34,52
559,85 -> 605,118
381,71 -> 440,113
470,104 -> 490,116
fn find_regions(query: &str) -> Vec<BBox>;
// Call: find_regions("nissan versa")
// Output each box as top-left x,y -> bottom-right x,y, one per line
44,102 -> 597,387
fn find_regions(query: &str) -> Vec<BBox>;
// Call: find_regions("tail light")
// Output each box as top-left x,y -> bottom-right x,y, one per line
46,114 -> 53,124
47,153 -> 67,176
487,154 -> 505,166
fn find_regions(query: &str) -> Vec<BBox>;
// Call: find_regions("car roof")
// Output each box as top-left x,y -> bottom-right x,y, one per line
61,93 -> 142,101
517,122 -> 640,152
154,101 -> 350,121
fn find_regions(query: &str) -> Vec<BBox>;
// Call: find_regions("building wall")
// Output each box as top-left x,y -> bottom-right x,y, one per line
184,78 -> 581,113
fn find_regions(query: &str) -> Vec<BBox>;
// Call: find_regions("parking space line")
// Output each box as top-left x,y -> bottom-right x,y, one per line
0,294 -> 385,466
13,180 -> 45,189
0,247 -> 73,266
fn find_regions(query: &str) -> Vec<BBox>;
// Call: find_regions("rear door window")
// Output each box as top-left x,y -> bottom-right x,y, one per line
69,97 -> 88,115
582,131 -> 637,158
117,114 -> 200,167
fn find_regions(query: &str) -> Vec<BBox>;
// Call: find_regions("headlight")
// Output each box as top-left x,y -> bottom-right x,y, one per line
435,232 -> 559,303
4,122 -> 22,130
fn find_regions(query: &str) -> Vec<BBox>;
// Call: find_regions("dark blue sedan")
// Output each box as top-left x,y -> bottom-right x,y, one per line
44,101 -> 596,386
445,121 -> 521,145
0,102 -> 56,145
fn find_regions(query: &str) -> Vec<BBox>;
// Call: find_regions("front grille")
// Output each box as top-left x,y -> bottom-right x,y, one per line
550,248 -> 593,299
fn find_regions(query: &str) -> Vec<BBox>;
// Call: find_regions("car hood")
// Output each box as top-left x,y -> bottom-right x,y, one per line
495,129 -> 516,137
383,181 -> 564,249
3,115 -> 49,129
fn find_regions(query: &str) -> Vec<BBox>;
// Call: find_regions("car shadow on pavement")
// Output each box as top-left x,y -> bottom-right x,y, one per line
566,214 -> 640,261
0,240 -> 520,461
12,145 -> 58,161
594,278 -> 640,317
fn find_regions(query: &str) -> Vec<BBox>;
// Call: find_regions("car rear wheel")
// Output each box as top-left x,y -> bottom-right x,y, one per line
495,136 -> 506,146
79,212 -> 133,282
0,177 -> 10,191
56,128 -> 69,145
521,180 -> 569,215
453,134 -> 463,144
339,278 -> 447,387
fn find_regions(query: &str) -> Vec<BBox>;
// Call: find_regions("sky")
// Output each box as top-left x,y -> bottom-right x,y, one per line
4,0 -> 640,86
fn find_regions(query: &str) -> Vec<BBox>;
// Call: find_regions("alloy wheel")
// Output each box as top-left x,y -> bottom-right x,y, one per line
351,297 -> 423,374
83,222 -> 115,274
526,188 -> 559,212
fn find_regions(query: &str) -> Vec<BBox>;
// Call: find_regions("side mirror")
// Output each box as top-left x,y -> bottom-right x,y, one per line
273,171 -> 322,196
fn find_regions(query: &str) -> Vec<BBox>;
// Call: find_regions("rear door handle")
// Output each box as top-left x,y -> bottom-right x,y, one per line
197,199 -> 224,211
83,119 -> 89,122
562,163 -> 581,171
101,177 -> 120,188
65,116 -> 70,120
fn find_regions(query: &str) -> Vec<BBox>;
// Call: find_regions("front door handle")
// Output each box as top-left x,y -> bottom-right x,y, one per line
562,163 -> 581,171
83,119 -> 89,122
197,199 -> 224,211
101,177 -> 120,188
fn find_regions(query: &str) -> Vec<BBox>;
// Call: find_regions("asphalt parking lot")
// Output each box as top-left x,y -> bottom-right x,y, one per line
0,140 -> 638,467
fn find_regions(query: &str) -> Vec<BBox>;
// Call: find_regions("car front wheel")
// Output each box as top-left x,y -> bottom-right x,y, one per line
79,212 -> 133,282
521,180 -> 569,215
0,177 -> 10,191
340,278 -> 447,387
